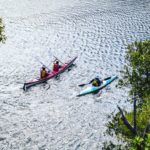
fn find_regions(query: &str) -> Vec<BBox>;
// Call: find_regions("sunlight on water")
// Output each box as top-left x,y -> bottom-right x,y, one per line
0,0 -> 150,149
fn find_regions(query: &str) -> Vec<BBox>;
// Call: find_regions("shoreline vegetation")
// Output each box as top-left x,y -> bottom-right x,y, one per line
0,18 -> 6,43
103,40 -> 150,150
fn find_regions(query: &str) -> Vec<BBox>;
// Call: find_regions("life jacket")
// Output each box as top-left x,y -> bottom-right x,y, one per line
53,63 -> 59,72
92,78 -> 102,87
41,69 -> 47,78
92,79 -> 99,87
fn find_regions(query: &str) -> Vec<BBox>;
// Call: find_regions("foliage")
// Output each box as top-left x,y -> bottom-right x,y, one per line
107,100 -> 150,139
129,134 -> 150,150
118,40 -> 150,97
0,18 -> 6,43
102,141 -> 127,150
102,134 -> 150,150
103,40 -> 150,150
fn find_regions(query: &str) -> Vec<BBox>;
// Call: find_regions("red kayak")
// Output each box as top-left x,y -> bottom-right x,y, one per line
23,56 -> 77,90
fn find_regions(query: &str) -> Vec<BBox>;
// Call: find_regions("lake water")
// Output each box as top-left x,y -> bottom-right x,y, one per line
0,0 -> 150,149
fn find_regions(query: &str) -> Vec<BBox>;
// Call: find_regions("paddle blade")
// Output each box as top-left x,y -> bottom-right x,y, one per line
104,76 -> 111,80
78,83 -> 89,87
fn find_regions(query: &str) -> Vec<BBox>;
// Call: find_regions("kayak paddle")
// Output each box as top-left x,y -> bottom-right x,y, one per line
78,77 -> 111,87
104,76 -> 111,80
53,55 -> 64,64
78,83 -> 90,87
34,57 -> 51,72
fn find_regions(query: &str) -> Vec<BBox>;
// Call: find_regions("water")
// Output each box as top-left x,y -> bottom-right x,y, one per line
0,0 -> 150,149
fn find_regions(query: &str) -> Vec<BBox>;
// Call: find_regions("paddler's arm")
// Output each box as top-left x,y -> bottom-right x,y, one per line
89,79 -> 94,83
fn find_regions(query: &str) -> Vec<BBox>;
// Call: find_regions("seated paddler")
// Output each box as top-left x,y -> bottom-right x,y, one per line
90,76 -> 102,87
53,60 -> 61,72
40,66 -> 48,79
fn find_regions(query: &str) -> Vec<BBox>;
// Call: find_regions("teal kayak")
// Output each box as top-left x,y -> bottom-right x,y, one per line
77,75 -> 118,97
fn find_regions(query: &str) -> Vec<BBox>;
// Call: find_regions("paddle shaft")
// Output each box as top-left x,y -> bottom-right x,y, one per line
48,50 -> 64,64
78,76 -> 111,87
78,83 -> 89,87
34,57 -> 51,71
53,56 -> 64,64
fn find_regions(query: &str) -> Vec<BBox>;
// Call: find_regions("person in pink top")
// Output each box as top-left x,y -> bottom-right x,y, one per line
53,60 -> 59,72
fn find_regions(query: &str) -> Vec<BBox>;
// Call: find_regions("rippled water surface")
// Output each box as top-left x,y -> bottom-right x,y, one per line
0,0 -> 150,149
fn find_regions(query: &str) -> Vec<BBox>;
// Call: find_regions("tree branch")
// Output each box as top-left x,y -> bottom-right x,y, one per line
117,105 -> 137,135
133,97 -> 137,130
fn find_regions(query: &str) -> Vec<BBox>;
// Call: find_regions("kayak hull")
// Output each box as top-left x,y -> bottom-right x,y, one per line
23,56 -> 77,90
77,75 -> 118,97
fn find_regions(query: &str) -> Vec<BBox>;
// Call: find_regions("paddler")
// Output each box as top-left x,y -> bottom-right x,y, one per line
53,60 -> 61,72
40,66 -> 48,78
90,76 -> 102,87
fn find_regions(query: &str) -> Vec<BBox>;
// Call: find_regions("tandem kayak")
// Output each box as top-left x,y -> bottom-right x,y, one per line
77,75 -> 118,97
23,56 -> 77,90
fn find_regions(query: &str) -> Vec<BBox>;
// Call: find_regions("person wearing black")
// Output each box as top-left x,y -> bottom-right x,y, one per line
90,77 -> 102,87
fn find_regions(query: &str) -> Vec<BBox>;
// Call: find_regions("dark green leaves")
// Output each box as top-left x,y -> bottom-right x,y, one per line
120,40 -> 150,97
0,18 -> 6,43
